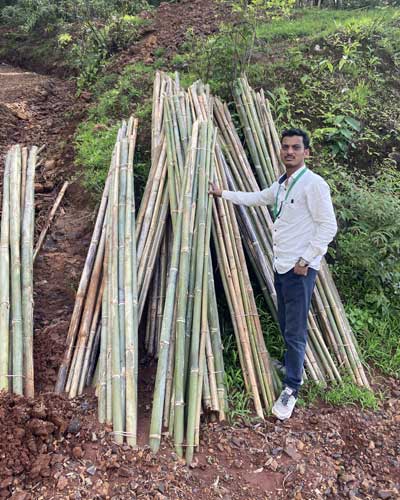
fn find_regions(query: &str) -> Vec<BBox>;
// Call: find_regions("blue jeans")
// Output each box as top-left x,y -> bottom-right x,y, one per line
274,268 -> 317,395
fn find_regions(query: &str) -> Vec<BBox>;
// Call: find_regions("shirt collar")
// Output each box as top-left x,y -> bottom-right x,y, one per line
278,164 -> 306,185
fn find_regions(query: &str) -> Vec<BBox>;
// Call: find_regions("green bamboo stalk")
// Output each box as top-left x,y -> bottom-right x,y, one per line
0,151 -> 11,391
118,138 -> 129,424
233,83 -> 268,189
98,276 -> 109,423
66,224 -> 106,397
186,121 -> 213,465
55,153 -> 113,394
149,122 -> 199,454
173,147 -> 196,457
125,118 -> 139,447
21,146 -> 37,398
111,142 -> 123,444
78,278 -> 104,395
106,201 -> 113,424
10,146 -> 23,395
20,147 -> 27,217
207,264 -> 227,419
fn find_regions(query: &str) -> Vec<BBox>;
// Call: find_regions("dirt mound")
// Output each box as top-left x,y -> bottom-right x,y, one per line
0,393 -> 264,499
0,103 -> 18,134
115,0 -> 232,68
1,382 -> 399,499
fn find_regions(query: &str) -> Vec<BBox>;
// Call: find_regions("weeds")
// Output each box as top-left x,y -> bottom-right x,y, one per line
299,379 -> 379,410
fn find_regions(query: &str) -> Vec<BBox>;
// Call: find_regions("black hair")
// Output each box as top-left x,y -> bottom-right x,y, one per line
281,128 -> 310,149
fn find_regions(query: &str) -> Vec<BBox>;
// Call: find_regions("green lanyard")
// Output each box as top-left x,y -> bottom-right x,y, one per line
273,167 -> 308,220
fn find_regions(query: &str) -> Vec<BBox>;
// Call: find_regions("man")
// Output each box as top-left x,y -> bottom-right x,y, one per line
209,128 -> 337,420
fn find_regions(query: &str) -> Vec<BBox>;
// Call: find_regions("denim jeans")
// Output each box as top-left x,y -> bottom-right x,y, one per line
274,267 -> 317,395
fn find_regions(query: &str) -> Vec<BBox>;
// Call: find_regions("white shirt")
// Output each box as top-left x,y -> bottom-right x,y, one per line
222,167 -> 337,274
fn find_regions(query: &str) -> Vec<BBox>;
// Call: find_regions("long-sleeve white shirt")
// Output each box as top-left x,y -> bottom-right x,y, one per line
222,167 -> 338,274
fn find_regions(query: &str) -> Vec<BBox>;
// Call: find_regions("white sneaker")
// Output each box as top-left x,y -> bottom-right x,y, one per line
271,387 -> 297,420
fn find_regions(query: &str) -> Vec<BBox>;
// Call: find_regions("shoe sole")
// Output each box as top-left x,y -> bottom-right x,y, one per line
271,406 -> 292,420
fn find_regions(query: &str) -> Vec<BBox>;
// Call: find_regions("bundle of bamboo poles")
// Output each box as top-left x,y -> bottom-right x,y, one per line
0,145 -> 37,398
98,117 -> 139,446
188,81 -> 279,414
145,75 -> 280,464
55,119 -> 140,445
147,75 -> 228,464
231,75 -> 369,387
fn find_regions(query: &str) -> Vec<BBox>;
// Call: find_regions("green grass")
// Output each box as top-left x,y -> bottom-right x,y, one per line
347,306 -> 400,378
256,295 -> 285,362
298,379 -> 379,410
75,120 -> 119,194
74,62 -> 154,195
257,7 -> 399,42
222,332 -> 253,423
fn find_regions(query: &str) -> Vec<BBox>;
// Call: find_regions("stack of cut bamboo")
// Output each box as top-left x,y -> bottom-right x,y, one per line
146,77 -> 280,464
232,75 -> 369,387
0,145 -> 37,398
56,70 -> 369,462
55,118 -> 140,445
148,77 -> 228,464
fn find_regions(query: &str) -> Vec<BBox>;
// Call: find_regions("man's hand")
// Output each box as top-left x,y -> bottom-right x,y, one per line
293,262 -> 309,276
208,181 -> 223,198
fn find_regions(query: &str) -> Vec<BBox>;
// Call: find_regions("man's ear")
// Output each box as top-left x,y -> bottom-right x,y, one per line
304,148 -> 310,158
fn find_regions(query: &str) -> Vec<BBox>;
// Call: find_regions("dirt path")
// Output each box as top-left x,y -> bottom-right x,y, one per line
0,63 -> 92,392
0,55 -> 399,500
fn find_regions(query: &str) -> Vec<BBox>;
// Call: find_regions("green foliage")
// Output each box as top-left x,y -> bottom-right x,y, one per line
75,63 -> 154,195
1,0 -> 151,91
223,334 -> 252,423
330,166 -> 400,310
75,120 -> 119,194
177,0 -> 294,97
260,10 -> 400,170
321,165 -> 400,377
69,16 -> 149,91
299,379 -> 379,410
347,307 -> 400,377
257,7 -> 398,41
57,32 -> 72,47
1,0 -> 150,33
314,114 -> 361,157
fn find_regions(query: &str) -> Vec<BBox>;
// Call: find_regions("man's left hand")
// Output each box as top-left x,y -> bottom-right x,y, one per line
294,263 -> 309,276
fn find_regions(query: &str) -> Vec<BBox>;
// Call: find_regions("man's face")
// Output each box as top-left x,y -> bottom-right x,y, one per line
280,135 -> 310,169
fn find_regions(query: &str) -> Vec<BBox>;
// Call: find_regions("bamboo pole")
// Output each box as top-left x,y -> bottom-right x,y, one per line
111,142 -> 123,444
125,118 -> 139,447
10,145 -> 23,395
21,146 -> 37,398
149,122 -> 198,454
0,152 -> 11,391
55,165 -> 111,393
33,181 -> 69,263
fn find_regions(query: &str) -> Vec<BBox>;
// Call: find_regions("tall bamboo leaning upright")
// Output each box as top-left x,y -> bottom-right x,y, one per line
21,146 -> 37,398
124,118 -> 139,447
0,151 -> 11,391
10,145 -> 24,395
55,150 -> 114,393
149,121 -> 200,455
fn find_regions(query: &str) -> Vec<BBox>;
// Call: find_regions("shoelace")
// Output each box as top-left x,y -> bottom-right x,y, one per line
280,391 -> 292,406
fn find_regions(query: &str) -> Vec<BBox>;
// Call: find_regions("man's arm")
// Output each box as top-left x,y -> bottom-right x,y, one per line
209,182 -> 276,207
302,179 -> 338,263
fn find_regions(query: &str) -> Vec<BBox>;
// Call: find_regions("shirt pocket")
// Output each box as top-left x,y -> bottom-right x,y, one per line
280,198 -> 297,222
